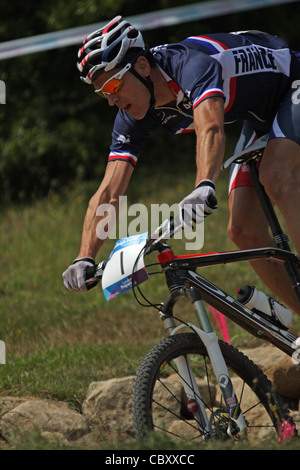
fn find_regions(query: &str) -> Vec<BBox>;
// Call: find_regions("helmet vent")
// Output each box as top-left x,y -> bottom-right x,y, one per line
127,29 -> 139,39
77,16 -> 145,84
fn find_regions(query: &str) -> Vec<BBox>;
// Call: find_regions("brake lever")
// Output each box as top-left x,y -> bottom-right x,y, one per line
144,217 -> 178,255
85,260 -> 107,290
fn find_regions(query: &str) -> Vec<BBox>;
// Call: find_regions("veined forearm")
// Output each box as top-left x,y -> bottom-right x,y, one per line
193,97 -> 226,186
77,192 -> 110,259
77,161 -> 134,260
195,125 -> 226,185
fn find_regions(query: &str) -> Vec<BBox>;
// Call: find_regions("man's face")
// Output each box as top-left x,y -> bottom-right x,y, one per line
93,57 -> 152,120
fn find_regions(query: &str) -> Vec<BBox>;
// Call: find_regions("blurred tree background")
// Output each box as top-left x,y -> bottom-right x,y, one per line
0,0 -> 299,201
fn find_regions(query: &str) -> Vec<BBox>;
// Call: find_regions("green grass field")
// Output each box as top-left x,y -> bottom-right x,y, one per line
1,167 -> 300,450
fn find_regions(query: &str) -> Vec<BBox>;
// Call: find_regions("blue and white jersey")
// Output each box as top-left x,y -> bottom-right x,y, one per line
108,31 -> 298,167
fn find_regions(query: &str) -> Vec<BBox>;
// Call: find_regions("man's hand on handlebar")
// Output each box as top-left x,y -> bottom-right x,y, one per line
62,257 -> 96,292
179,179 -> 218,229
63,258 -> 107,292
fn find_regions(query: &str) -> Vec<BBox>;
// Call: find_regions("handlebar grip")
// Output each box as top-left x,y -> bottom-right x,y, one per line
85,260 -> 107,290
85,265 -> 97,279
85,265 -> 98,290
206,194 -> 218,209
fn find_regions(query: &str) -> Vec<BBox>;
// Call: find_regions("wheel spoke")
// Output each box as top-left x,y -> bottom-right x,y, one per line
133,334 -> 294,443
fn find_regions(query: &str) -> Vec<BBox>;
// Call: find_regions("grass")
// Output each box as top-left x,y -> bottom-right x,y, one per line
1,165 -> 300,450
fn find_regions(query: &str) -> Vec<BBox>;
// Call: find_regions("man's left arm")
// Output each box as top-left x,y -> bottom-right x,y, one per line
179,97 -> 225,226
193,96 -> 226,186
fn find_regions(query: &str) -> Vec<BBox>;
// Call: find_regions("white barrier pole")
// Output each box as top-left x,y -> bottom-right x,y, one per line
0,0 -> 298,60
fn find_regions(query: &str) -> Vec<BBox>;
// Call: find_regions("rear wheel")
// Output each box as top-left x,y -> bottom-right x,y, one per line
133,333 -> 295,443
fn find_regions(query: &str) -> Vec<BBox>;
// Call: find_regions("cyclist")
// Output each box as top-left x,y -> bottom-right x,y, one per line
63,16 -> 300,321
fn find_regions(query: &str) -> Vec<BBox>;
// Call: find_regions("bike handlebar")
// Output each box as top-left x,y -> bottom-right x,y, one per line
85,260 -> 107,290
144,216 -> 179,254
84,216 -> 180,289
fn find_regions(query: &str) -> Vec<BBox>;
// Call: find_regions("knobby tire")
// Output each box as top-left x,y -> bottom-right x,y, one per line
132,333 -> 295,443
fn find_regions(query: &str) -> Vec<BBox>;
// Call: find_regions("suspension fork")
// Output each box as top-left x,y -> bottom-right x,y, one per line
161,286 -> 247,436
160,300 -> 211,437
187,287 -> 247,436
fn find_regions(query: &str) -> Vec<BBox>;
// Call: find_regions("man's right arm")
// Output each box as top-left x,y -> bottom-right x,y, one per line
62,160 -> 134,292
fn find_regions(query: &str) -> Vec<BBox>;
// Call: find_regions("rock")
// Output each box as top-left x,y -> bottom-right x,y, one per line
0,396 -> 28,414
242,345 -> 287,372
40,431 -> 70,447
0,399 -> 90,442
243,345 -> 300,399
82,376 -> 135,439
266,356 -> 300,399
0,344 -> 300,447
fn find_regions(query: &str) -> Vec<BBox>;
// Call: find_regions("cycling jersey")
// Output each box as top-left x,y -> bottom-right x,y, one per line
228,73 -> 300,193
108,31 -> 300,168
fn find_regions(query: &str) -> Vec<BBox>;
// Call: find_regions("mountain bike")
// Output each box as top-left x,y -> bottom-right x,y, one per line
85,135 -> 300,443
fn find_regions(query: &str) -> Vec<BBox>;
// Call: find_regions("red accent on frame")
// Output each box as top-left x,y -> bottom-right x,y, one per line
157,249 -> 175,264
174,252 -> 219,260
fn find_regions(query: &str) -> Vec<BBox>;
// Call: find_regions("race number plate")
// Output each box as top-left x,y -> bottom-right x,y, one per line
102,232 -> 149,301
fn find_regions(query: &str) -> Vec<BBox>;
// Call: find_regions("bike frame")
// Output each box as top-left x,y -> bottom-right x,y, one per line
151,241 -> 300,436
157,245 -> 300,356
154,150 -> 300,358
148,152 -> 300,437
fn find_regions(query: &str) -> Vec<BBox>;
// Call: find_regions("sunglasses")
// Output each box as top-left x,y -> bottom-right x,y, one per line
94,63 -> 132,98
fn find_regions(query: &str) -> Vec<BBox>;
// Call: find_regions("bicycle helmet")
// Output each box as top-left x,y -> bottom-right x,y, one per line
77,16 -> 145,84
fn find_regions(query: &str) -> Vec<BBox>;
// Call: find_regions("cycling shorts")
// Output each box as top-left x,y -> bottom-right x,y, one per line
229,76 -> 300,194
228,122 -> 263,193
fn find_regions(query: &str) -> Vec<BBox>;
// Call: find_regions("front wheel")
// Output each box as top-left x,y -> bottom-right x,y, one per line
132,333 -> 295,443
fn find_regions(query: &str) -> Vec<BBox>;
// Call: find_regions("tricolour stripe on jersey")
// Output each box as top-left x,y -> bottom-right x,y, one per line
176,122 -> 195,134
224,76 -> 237,113
108,151 -> 138,167
186,35 -> 233,110
186,35 -> 229,53
186,35 -> 240,113
193,87 -> 225,109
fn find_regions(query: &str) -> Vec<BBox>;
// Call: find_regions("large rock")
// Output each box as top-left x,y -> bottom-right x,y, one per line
82,376 -> 136,439
243,345 -> 300,399
0,399 -> 90,442
242,345 -> 287,372
0,345 -> 300,447
266,356 -> 300,399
